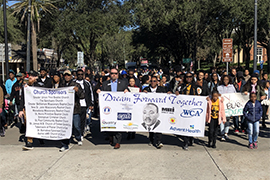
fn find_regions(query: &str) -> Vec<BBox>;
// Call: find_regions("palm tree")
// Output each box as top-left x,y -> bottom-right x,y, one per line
10,0 -> 57,71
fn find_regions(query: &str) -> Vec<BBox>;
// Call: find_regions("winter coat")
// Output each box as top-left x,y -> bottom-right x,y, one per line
243,100 -> 263,123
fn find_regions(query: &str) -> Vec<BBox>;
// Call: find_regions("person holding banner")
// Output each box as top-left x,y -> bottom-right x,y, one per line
176,72 -> 199,150
97,68 -> 129,149
143,76 -> 166,149
18,70 -> 41,150
59,70 -> 85,152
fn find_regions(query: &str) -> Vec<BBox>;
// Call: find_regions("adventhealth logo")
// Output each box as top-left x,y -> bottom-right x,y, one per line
117,113 -> 132,120
180,108 -> 203,118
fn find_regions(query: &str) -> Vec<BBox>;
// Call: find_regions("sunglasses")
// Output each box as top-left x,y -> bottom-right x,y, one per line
111,73 -> 118,75
77,73 -> 83,75
186,76 -> 193,78
150,80 -> 157,82
64,74 -> 71,76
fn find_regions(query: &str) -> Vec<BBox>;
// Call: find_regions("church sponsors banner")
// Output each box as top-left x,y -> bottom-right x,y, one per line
24,86 -> 75,140
221,93 -> 249,117
99,92 -> 207,137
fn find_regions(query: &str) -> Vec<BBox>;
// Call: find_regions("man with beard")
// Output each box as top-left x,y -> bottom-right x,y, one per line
18,70 -> 42,150
75,69 -> 94,137
37,67 -> 52,88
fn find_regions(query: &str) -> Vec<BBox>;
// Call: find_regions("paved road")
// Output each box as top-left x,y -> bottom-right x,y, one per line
0,117 -> 269,180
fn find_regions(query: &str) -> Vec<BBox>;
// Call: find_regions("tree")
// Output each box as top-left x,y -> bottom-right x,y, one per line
0,7 -> 23,43
10,0 -> 57,71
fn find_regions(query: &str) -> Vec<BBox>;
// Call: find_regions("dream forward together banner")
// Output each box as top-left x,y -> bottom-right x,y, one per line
99,92 -> 207,137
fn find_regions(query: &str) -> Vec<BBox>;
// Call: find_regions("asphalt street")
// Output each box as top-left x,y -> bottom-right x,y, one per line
0,117 -> 269,180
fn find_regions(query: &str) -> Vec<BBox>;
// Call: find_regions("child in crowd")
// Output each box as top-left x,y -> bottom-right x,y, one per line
206,90 -> 226,148
243,93 -> 263,149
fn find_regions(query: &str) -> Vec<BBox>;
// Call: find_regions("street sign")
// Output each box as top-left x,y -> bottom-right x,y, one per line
0,43 -> 11,62
77,51 -> 84,66
182,58 -> 191,64
222,39 -> 233,62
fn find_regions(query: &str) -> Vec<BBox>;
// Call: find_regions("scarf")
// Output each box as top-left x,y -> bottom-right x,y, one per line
251,83 -> 257,93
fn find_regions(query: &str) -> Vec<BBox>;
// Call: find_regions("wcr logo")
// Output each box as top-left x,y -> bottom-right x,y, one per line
180,108 -> 203,118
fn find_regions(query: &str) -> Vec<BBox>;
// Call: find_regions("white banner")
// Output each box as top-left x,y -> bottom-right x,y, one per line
99,92 -> 207,137
221,93 -> 249,117
24,86 -> 75,140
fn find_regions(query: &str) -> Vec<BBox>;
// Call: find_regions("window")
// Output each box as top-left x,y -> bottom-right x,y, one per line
257,48 -> 263,63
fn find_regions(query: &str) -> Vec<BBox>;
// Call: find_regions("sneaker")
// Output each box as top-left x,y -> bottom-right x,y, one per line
59,146 -> 69,152
81,136 -> 84,142
78,141 -> 83,146
248,143 -> 253,149
157,143 -> 164,149
22,142 -> 33,150
212,144 -> 216,148
183,144 -> 188,150
234,130 -> 239,133
241,130 -> 245,133
221,136 -> 226,141
148,141 -> 154,146
253,142 -> 258,149
224,134 -> 229,139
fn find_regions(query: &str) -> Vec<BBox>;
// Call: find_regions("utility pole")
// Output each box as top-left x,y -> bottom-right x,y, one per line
3,0 -> 9,79
253,0 -> 258,72
26,0 -> 31,72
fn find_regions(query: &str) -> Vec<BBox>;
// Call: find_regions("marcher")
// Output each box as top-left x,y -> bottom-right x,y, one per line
97,68 -> 129,149
5,70 -> 17,96
217,75 -> 236,140
75,69 -> 94,137
37,67 -> 52,88
59,70 -> 85,152
206,90 -> 226,148
243,93 -> 263,149
143,76 -> 166,149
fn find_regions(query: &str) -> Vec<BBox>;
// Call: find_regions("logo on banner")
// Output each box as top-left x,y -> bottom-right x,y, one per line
117,113 -> 132,120
169,117 -> 176,124
123,122 -> 138,130
101,120 -> 116,129
180,108 -> 203,118
190,125 -> 194,129
103,106 -> 111,115
162,107 -> 174,114
121,103 -> 133,111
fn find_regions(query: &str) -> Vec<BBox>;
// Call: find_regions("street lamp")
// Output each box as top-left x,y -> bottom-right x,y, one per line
26,0 -> 31,72
253,0 -> 257,72
3,0 -> 9,79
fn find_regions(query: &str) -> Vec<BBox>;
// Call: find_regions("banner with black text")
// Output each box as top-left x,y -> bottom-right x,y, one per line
99,92 -> 207,137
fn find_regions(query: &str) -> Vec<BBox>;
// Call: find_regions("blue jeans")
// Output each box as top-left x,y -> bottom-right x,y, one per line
86,108 -> 92,125
247,121 -> 259,144
61,114 -> 81,148
220,117 -> 230,135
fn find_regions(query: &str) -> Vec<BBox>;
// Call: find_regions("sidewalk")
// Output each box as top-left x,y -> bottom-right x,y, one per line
0,118 -> 269,180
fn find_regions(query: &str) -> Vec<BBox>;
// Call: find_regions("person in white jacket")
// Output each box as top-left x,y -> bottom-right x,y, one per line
217,75 -> 236,141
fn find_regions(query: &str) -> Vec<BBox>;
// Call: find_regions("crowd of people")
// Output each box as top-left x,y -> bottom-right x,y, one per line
0,65 -> 269,151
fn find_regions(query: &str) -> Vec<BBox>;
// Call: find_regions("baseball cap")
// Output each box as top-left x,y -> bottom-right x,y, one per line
16,72 -> 22,77
63,70 -> 72,75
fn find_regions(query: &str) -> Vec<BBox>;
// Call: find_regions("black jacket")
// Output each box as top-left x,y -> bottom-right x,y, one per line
10,80 -> 25,105
75,79 -> 94,107
195,80 -> 209,96
143,86 -> 166,93
177,82 -> 198,95
63,80 -> 85,114
101,79 -> 129,92
37,76 -> 52,88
